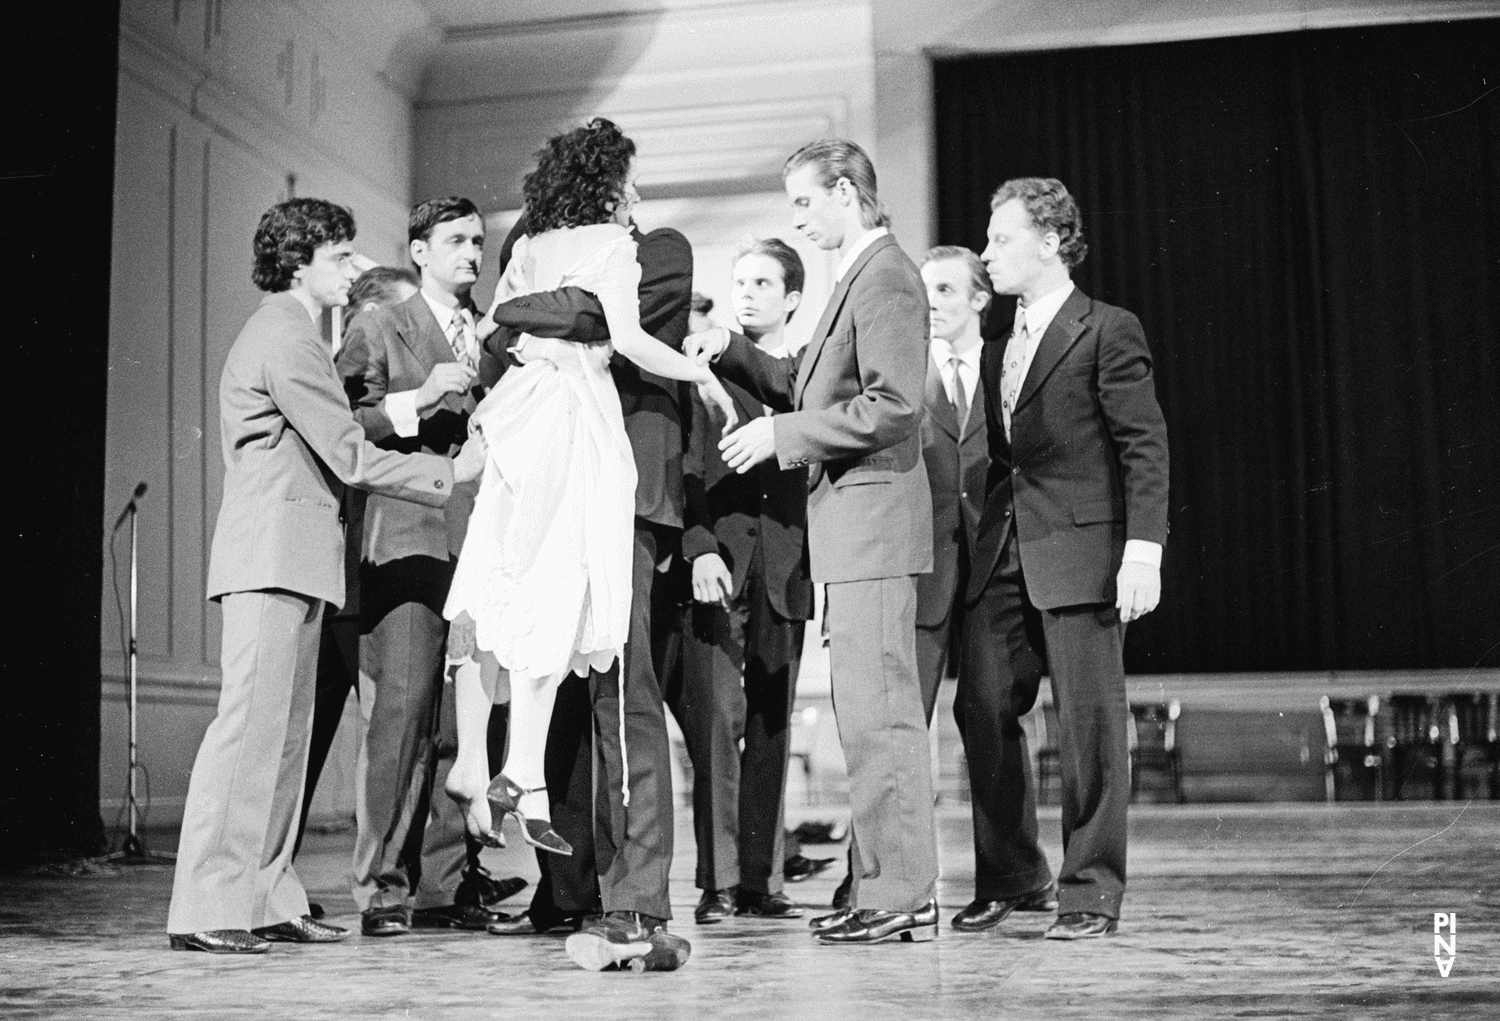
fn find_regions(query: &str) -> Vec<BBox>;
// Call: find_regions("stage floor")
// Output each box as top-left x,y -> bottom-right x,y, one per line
3,803 -> 1496,1019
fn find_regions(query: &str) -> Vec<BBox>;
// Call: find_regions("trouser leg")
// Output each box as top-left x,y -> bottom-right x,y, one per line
957,532 -> 1052,901
826,576 -> 937,913
673,594 -> 749,892
532,670 -> 599,919
294,613 -> 359,858
1043,604 -> 1130,919
737,564 -> 804,896
591,522 -> 675,920
351,556 -> 451,912
168,590 -> 321,933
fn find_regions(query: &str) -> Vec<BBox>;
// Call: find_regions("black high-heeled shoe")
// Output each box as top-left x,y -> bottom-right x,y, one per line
487,774 -> 573,856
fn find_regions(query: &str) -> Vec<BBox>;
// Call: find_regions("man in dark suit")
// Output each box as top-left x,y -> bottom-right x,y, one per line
671,239 -> 814,925
336,197 -> 508,936
688,139 -> 939,946
959,177 -> 1169,939
479,213 -> 694,965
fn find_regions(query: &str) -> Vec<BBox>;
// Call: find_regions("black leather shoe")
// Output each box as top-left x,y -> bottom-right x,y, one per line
831,871 -> 852,909
784,854 -> 836,883
360,905 -> 411,937
1045,912 -> 1118,939
694,888 -> 735,925
252,915 -> 350,943
808,906 -> 855,933
169,929 -> 271,954
565,912 -> 663,971
307,902 -> 326,920
412,903 -> 512,931
951,882 -> 1059,932
735,890 -> 804,919
461,868 -> 529,908
816,900 -> 939,944
486,909 -> 583,935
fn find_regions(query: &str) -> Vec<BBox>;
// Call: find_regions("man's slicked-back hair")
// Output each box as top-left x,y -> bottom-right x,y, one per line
347,265 -> 419,311
924,245 -> 995,326
251,198 -> 356,293
783,138 -> 890,231
734,237 -> 806,297
990,177 -> 1088,269
408,196 -> 482,245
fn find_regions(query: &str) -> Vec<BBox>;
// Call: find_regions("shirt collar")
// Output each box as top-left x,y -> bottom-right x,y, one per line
834,227 -> 889,283
930,337 -> 982,370
1015,280 -> 1075,339
420,288 -> 471,332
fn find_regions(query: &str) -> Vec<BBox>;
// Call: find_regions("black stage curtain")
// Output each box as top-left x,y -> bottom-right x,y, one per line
1,6 -> 120,865
934,20 -> 1499,673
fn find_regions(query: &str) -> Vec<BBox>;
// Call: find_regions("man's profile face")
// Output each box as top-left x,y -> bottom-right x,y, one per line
922,259 -> 986,342
732,253 -> 801,334
982,198 -> 1050,297
296,240 -> 359,310
785,165 -> 845,251
411,213 -> 485,293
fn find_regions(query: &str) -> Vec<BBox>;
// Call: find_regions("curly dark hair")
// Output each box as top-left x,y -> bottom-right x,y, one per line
990,177 -> 1087,269
522,118 -> 636,236
251,198 -> 356,292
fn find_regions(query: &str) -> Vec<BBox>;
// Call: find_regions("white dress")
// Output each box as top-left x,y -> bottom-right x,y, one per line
445,223 -> 640,678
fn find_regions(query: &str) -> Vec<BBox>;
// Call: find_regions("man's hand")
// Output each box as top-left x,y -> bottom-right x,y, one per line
453,431 -> 488,484
1116,561 -> 1161,623
417,362 -> 477,414
684,326 -> 730,367
718,415 -> 776,473
691,553 -> 733,608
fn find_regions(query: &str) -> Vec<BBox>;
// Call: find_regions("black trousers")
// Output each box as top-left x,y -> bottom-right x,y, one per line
668,543 -> 805,895
958,530 -> 1130,917
294,613 -> 359,858
527,521 -> 679,921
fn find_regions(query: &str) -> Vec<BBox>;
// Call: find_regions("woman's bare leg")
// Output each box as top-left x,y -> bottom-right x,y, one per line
502,669 -> 564,821
445,643 -> 505,841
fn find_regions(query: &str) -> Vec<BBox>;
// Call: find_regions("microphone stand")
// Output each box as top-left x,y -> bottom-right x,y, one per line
107,482 -> 175,865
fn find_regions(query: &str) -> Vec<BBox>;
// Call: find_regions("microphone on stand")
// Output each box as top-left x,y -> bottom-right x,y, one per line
113,481 -> 148,532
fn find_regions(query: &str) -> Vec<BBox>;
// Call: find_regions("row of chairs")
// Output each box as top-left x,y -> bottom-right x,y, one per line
1035,701 -> 1185,805
1321,693 -> 1500,801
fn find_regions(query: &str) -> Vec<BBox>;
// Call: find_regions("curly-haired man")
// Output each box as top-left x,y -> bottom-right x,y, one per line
166,198 -> 486,955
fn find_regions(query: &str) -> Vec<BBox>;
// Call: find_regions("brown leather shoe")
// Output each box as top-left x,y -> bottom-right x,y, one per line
1044,912 -> 1118,939
252,915 -> 349,943
168,929 -> 271,954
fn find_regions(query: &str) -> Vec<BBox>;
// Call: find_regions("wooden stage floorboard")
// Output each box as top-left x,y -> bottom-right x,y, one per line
3,803 -> 1495,1020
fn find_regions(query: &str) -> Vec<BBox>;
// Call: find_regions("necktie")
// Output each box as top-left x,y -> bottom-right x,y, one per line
1000,307 -> 1028,439
949,355 -> 969,430
448,309 -> 476,370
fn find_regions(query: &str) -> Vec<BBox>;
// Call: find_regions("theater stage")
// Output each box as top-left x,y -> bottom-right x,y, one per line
3,803 -> 1495,1020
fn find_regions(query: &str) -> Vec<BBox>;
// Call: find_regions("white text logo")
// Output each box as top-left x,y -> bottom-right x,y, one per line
1433,912 -> 1456,977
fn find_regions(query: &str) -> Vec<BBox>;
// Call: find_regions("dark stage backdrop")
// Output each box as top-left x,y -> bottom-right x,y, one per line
934,20 -> 1499,673
1,7 -> 119,865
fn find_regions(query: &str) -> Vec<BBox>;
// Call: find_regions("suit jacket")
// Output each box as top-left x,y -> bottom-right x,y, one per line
680,379 -> 813,622
915,355 -> 989,628
966,286 -> 1169,609
488,222 -> 694,529
713,234 -> 934,584
206,291 -> 452,608
337,290 -> 505,564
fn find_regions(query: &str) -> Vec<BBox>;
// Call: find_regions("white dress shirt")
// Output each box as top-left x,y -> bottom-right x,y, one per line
834,226 -> 889,283
383,289 -> 476,439
929,337 -> 980,424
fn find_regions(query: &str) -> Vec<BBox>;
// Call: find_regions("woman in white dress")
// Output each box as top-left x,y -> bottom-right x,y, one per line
442,119 -> 737,852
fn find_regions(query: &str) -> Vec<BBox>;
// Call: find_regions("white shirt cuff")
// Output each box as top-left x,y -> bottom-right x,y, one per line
1122,539 -> 1162,569
384,390 -> 421,438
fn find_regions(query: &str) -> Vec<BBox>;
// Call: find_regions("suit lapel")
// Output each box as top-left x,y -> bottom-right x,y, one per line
793,235 -> 895,408
1013,287 -> 1090,415
926,354 -> 960,440
396,291 -> 454,373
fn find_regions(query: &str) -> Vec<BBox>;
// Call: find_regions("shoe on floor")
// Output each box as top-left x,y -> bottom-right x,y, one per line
360,905 -> 411,937
735,890 -> 804,919
695,888 -> 735,925
784,854 -> 836,883
168,929 -> 271,954
565,912 -> 661,971
1044,912 -> 1118,939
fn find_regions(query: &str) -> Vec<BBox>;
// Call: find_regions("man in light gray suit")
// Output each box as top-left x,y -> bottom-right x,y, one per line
688,139 -> 939,945
167,198 -> 485,954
